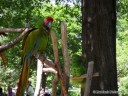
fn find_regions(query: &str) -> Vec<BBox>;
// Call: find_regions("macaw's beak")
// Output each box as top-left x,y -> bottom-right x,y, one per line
43,21 -> 53,32
47,21 -> 52,29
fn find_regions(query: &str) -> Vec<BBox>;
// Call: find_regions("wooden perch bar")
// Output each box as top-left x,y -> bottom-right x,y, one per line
34,52 -> 56,70
0,28 -> 29,52
43,68 -> 57,74
70,72 -> 99,80
0,28 -> 31,33
51,31 -> 59,62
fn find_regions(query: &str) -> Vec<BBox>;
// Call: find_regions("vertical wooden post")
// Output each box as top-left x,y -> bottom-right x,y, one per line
52,76 -> 59,96
84,61 -> 94,96
51,31 -> 68,96
61,22 -> 70,91
34,59 -> 43,96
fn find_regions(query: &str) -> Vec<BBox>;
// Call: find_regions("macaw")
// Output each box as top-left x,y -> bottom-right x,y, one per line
16,17 -> 54,96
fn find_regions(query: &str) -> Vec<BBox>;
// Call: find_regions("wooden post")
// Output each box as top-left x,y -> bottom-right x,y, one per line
84,61 -> 94,96
52,76 -> 59,96
34,59 -> 43,96
61,22 -> 70,75
61,22 -> 70,91
51,31 -> 68,96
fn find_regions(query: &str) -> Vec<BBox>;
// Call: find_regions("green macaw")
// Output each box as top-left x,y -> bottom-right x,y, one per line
16,17 -> 54,96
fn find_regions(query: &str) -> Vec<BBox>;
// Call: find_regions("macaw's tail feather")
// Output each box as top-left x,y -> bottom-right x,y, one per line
0,43 -> 7,68
0,52 -> 7,68
16,59 -> 30,96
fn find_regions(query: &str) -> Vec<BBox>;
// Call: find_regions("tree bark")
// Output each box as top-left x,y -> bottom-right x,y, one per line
81,0 -> 87,95
82,0 -> 118,96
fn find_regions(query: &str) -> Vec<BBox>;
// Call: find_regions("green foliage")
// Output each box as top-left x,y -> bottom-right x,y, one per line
69,88 -> 80,96
70,54 -> 86,76
70,54 -> 86,87
118,77 -> 128,96
117,0 -> 128,20
70,79 -> 85,88
116,2 -> 128,77
116,0 -> 128,95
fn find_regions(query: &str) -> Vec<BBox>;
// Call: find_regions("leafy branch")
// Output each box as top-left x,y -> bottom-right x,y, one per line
0,28 -> 30,52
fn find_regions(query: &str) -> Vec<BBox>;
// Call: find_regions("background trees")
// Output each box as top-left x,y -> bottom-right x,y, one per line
0,0 -> 128,96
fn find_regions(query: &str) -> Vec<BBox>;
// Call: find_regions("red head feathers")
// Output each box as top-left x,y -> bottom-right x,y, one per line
44,17 -> 54,23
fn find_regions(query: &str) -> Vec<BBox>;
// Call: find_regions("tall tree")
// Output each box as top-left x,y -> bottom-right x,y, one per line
82,0 -> 118,95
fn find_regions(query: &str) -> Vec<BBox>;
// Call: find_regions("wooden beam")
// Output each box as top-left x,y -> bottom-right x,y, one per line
42,68 -> 57,74
34,52 -> 56,71
0,28 -> 29,52
0,28 -> 32,33
70,72 -> 99,80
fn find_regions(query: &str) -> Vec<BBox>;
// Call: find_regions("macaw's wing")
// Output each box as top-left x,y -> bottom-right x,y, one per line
22,28 -> 41,56
22,28 -> 49,57
22,28 -> 38,50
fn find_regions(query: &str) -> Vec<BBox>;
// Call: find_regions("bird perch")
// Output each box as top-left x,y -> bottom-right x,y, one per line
0,28 -> 29,52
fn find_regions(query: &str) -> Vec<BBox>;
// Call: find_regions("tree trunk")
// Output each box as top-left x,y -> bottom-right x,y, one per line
81,0 -> 87,95
82,0 -> 118,96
